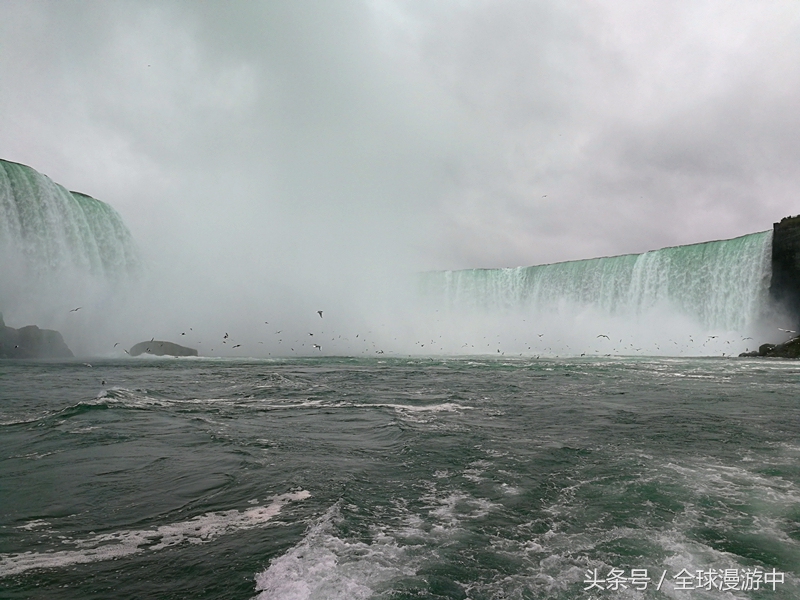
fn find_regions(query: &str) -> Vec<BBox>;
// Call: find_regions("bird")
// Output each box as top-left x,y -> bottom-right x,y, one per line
597,334 -> 609,339
69,307 -> 82,312
312,344 -> 321,350
113,342 -> 119,347
232,344 -> 241,349
778,328 -> 797,334
224,333 -> 229,339
317,311 -> 323,318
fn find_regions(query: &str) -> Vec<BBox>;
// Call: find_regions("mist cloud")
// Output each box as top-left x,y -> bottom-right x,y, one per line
1,0 -> 798,354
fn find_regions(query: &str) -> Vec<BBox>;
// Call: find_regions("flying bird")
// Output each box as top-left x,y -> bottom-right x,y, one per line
69,307 -> 82,312
317,311 -> 323,318
778,328 -> 797,333
113,342 -> 119,347
232,344 -> 241,349
313,344 -> 321,350
597,334 -> 610,339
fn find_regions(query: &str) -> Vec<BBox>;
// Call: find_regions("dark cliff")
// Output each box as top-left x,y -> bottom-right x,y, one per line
769,215 -> 800,330
0,313 -> 74,358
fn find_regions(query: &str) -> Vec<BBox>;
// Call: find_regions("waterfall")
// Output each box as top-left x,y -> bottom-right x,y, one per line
421,232 -> 773,333
0,159 -> 140,280
0,159 -> 141,343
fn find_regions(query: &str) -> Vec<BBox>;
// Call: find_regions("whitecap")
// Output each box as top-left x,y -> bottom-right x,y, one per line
0,491 -> 310,577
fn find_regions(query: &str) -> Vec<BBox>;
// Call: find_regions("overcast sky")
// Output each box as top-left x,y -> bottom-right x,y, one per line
2,0 -> 799,276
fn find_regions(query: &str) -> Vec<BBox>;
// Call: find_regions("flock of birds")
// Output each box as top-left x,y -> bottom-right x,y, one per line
63,304 -> 800,360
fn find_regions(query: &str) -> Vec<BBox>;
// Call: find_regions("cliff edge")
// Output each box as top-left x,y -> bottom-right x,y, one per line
0,313 -> 74,358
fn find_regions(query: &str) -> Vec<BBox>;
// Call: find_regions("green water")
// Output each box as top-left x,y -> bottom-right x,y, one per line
422,232 -> 773,332
1,357 -> 799,599
0,159 -> 139,279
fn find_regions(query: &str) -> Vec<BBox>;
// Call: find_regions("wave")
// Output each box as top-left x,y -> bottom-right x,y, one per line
0,491 -> 310,577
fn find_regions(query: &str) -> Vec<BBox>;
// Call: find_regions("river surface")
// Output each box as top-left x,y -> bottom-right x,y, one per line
1,356 -> 799,599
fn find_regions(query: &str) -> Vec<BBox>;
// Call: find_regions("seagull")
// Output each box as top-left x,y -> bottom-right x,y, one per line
312,344 -> 321,350
778,328 -> 797,334
224,333 -> 229,339
317,311 -> 323,318
597,334 -> 610,339
114,342 -> 119,347
69,307 -> 82,312
232,344 -> 241,349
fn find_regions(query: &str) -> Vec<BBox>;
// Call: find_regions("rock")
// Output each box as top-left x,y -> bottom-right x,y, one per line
0,313 -> 74,358
129,340 -> 198,357
739,338 -> 800,358
770,215 -> 800,332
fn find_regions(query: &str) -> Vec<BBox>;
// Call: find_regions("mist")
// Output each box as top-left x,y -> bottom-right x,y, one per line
1,1 -> 799,357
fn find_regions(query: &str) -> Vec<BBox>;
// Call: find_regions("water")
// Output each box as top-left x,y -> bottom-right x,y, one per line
2,356 -> 799,599
421,232 -> 773,332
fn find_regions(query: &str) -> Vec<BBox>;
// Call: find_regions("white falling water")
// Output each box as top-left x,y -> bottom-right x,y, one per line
0,159 -> 141,345
418,232 -> 774,356
0,159 -> 140,280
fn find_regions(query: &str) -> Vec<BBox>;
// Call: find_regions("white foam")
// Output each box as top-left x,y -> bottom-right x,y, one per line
254,503 -> 418,600
15,519 -> 49,531
0,491 -> 310,577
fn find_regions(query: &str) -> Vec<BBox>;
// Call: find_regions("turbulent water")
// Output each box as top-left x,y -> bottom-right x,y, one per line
421,232 -> 773,333
2,356 -> 799,599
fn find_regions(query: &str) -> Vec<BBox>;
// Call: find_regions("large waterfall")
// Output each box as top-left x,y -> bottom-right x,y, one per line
0,159 -> 141,347
0,159 -> 140,280
418,232 -> 775,355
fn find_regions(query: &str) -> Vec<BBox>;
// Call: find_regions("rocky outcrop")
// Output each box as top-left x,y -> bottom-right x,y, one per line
0,313 -> 73,358
739,337 -> 800,359
129,340 -> 198,357
770,215 -> 800,331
